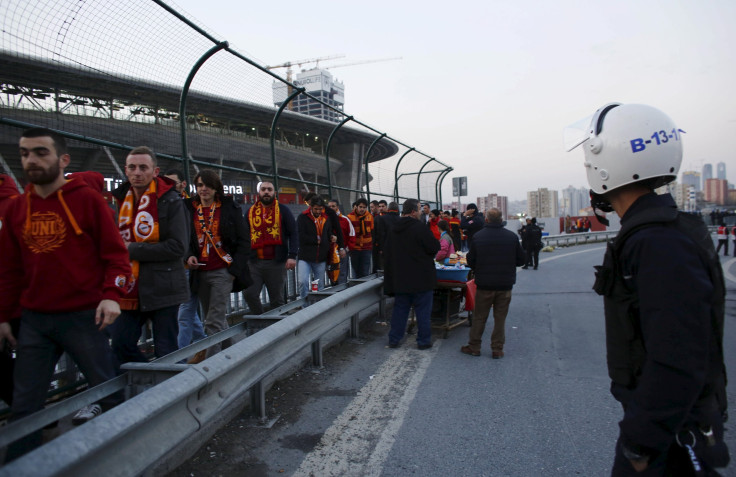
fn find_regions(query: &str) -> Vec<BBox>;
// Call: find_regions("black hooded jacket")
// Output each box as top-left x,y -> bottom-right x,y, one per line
383,216 -> 439,295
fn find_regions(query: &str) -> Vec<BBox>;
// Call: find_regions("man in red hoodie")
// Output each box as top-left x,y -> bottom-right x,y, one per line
0,128 -> 131,460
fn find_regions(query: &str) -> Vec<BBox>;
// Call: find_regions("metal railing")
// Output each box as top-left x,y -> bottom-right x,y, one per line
0,277 -> 384,476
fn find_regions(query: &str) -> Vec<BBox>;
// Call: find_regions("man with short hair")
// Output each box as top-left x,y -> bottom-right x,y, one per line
296,196 -> 337,297
328,199 -> 354,284
377,199 -> 388,215
0,128 -> 131,459
383,199 -> 439,350
369,200 -> 379,217
570,103 -> 729,474
110,146 -> 189,366
419,203 -> 431,225
460,208 -> 524,359
460,203 -> 483,244
243,181 -> 298,314
163,168 -> 190,198
347,198 -> 374,278
375,201 -> 401,265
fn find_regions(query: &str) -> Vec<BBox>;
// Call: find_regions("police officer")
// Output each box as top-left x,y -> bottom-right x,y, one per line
569,103 -> 729,475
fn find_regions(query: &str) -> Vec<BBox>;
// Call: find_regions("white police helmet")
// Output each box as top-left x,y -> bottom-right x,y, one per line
567,103 -> 683,195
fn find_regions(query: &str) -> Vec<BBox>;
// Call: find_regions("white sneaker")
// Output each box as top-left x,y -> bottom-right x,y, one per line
72,404 -> 102,425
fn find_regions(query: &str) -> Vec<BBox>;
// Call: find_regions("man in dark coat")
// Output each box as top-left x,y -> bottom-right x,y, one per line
460,203 -> 483,245
383,199 -> 439,350
523,218 -> 543,270
461,208 -> 525,358
375,201 -> 401,266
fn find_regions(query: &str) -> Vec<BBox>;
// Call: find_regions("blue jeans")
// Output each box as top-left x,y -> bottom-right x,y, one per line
178,270 -> 206,349
7,309 -> 121,460
349,250 -> 372,278
297,260 -> 326,298
389,291 -> 433,346
108,305 -> 179,369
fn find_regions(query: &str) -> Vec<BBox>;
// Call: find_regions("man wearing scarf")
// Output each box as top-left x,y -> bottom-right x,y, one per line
110,146 -> 189,367
243,181 -> 298,314
347,197 -> 374,278
296,196 -> 337,298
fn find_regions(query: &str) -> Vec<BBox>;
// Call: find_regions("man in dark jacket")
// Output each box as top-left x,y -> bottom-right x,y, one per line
375,201 -> 401,267
184,169 -> 251,359
243,181 -> 299,314
110,146 -> 189,367
570,103 -> 729,475
460,203 -> 483,246
383,199 -> 440,350
296,196 -> 338,298
461,208 -> 524,359
523,217 -> 543,270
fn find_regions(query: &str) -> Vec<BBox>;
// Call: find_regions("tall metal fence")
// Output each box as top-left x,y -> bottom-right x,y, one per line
0,0 -> 451,208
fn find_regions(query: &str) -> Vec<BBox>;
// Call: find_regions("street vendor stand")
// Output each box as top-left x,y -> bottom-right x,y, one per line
432,267 -> 474,338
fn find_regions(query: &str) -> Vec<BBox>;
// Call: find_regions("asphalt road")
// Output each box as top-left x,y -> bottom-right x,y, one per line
171,242 -> 736,477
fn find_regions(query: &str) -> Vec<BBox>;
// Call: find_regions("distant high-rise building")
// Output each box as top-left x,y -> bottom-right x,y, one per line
476,193 -> 509,218
560,186 -> 588,216
681,171 -> 701,191
272,68 -> 345,123
717,162 -> 726,180
705,178 -> 728,205
702,163 -> 713,182
527,188 -> 558,218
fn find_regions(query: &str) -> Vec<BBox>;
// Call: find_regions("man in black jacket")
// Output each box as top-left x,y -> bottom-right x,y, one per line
384,199 -> 439,350
523,217 -> 543,270
460,203 -> 483,246
110,146 -> 189,367
570,103 -> 729,475
375,201 -> 401,267
460,208 -> 524,359
296,196 -> 338,298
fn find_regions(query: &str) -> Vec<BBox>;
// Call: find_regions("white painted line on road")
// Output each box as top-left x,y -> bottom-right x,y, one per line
722,257 -> 736,284
540,246 -> 606,264
292,341 -> 440,477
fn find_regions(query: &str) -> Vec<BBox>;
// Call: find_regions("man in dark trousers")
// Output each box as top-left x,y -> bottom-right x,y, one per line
523,217 -> 543,270
569,102 -> 729,475
460,208 -> 524,359
383,199 -> 439,350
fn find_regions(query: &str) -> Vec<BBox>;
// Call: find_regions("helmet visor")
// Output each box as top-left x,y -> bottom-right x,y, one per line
563,114 -> 594,152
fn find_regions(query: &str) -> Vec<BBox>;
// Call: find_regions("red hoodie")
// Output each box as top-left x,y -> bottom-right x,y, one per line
0,176 -> 132,321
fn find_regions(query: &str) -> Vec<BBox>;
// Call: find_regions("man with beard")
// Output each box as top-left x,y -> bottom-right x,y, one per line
243,181 -> 298,314
0,128 -> 131,460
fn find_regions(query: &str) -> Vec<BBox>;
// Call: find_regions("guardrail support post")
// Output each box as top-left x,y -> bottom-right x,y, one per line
350,314 -> 360,338
311,340 -> 323,367
251,380 -> 266,419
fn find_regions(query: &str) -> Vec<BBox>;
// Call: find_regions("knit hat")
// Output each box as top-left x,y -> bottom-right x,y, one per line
466,203 -> 478,211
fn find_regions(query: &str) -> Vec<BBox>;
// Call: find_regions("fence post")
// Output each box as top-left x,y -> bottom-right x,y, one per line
393,147 -> 415,202
324,116 -> 354,199
269,87 -> 305,195
179,41 -> 228,187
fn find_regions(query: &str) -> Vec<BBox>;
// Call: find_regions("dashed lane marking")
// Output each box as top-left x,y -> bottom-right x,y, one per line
292,340 -> 440,477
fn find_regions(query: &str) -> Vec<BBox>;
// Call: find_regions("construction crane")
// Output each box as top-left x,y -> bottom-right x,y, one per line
325,57 -> 402,70
265,54 -> 346,83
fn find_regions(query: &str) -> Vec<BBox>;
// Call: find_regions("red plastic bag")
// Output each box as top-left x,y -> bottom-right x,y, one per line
464,279 -> 476,311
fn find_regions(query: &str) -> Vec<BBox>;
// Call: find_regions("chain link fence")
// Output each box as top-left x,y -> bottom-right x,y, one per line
0,0 -> 451,208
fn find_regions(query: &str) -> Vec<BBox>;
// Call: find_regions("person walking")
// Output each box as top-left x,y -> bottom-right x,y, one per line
184,169 -> 251,361
242,181 -> 298,314
383,199 -> 439,350
524,218 -> 543,270
0,129 -> 131,459
296,196 -> 337,298
569,102 -> 729,475
110,146 -> 189,366
460,208 -> 524,358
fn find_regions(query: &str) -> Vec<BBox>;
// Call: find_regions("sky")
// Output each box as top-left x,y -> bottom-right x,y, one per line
92,1 -> 736,200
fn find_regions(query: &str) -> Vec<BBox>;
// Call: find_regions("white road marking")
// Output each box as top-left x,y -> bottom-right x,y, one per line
293,341 -> 440,477
539,246 -> 606,264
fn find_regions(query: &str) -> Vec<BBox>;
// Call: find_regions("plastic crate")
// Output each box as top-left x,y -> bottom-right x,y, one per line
436,268 -> 470,282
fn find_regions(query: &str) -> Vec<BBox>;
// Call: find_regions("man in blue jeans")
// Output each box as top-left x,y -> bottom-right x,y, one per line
383,199 -> 440,349
296,196 -> 339,298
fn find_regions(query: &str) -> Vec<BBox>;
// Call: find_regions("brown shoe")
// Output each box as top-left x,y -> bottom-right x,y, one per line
187,350 -> 207,364
460,345 -> 480,357
492,350 -> 504,359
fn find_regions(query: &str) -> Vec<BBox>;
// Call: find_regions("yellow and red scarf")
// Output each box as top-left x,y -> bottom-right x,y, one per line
248,199 -> 282,256
194,200 -> 232,265
118,180 -> 160,310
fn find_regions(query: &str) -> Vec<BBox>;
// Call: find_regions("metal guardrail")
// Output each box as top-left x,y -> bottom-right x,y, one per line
541,225 -> 720,248
0,277 -> 384,477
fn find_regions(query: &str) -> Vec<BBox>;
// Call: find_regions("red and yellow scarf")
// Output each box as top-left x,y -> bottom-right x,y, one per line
194,200 -> 232,265
248,199 -> 282,251
118,180 -> 160,310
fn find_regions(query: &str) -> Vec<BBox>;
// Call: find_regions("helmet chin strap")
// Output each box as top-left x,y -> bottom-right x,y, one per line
589,190 -> 613,226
